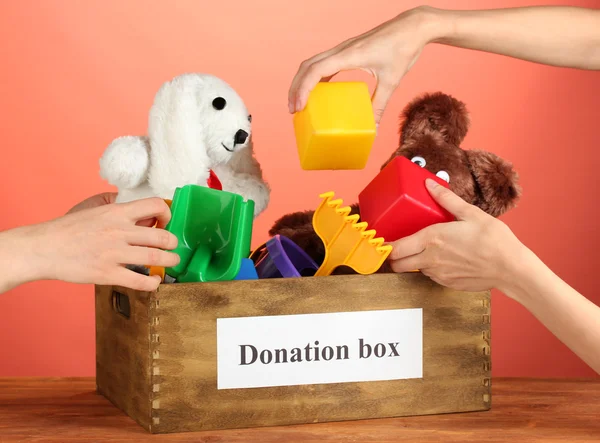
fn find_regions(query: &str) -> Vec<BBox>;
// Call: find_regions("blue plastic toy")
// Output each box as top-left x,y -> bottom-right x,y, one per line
234,258 -> 258,280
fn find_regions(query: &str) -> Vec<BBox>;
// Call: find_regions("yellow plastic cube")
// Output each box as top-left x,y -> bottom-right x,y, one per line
293,82 -> 376,170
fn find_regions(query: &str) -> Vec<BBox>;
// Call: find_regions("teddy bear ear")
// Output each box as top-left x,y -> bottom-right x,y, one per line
399,92 -> 470,147
466,150 -> 522,217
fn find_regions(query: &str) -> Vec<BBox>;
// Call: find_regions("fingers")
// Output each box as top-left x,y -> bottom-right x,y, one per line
388,230 -> 427,261
119,245 -> 181,269
125,226 -> 178,251
110,266 -> 163,292
425,179 -> 479,221
289,46 -> 339,112
371,78 -> 397,124
289,58 -> 320,112
289,54 -> 346,113
289,57 -> 396,125
121,197 -> 172,228
136,217 -> 157,228
387,229 -> 429,273
389,252 -> 426,274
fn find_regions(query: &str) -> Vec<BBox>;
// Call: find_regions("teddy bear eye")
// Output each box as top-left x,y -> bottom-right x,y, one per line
436,170 -> 450,183
411,156 -> 426,167
212,97 -> 226,110
248,115 -> 252,123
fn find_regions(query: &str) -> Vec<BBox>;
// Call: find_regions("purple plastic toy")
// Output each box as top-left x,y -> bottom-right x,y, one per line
254,235 -> 319,278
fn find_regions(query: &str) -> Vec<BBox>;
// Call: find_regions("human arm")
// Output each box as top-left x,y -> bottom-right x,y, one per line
500,247 -> 600,376
388,178 -> 600,374
434,6 -> 600,71
0,197 -> 180,294
289,5 -> 600,121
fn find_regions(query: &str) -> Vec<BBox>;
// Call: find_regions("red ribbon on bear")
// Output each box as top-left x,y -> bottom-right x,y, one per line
207,169 -> 222,191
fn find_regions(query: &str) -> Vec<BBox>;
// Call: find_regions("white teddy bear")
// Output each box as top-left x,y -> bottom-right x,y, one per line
99,73 -> 270,218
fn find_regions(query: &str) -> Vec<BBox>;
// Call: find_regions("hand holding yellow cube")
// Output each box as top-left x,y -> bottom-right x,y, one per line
293,82 -> 377,170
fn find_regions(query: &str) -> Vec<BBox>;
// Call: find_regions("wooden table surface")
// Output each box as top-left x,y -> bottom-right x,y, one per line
0,377 -> 598,442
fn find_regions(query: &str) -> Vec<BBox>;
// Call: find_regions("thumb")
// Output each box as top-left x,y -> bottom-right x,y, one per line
425,178 -> 478,221
371,79 -> 396,125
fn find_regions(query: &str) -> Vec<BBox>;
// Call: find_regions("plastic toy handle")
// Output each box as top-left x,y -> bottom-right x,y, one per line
312,191 -> 392,277
313,261 -> 338,277
148,266 -> 165,282
313,216 -> 360,277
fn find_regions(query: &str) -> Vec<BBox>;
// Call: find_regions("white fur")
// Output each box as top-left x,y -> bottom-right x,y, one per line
98,73 -> 270,217
213,135 -> 271,217
99,136 -> 150,189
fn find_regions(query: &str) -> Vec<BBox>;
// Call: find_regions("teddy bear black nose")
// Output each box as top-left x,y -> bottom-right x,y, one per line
234,129 -> 249,146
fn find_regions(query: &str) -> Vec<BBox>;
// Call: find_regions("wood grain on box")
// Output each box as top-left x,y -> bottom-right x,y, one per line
96,285 -> 157,431
95,272 -> 491,434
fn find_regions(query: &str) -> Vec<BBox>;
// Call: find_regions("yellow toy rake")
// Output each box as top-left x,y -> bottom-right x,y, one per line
312,191 -> 392,277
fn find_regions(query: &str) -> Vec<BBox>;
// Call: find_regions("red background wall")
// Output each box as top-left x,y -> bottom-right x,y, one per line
0,0 -> 598,377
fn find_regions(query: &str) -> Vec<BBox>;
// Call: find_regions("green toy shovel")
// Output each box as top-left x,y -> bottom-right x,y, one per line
164,184 -> 254,283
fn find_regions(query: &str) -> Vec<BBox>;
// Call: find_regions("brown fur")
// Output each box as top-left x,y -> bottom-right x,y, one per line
399,91 -> 470,147
269,92 -> 521,274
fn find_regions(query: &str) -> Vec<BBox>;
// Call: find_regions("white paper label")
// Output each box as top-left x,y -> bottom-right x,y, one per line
216,308 -> 423,390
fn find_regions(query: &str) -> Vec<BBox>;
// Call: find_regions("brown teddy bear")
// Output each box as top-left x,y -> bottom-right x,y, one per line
268,91 -> 522,274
